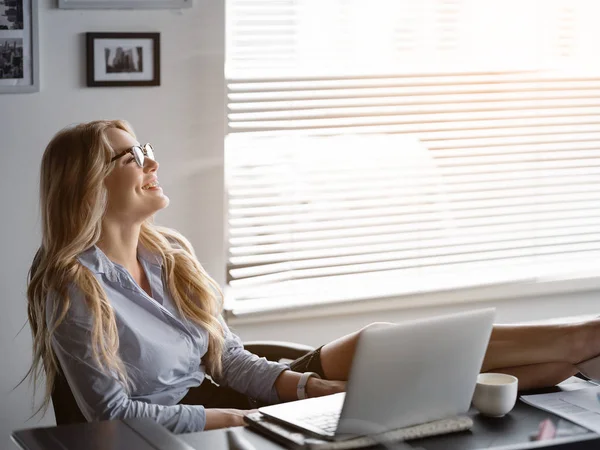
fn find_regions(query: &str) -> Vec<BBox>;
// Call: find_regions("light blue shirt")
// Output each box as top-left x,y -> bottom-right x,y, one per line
47,245 -> 288,433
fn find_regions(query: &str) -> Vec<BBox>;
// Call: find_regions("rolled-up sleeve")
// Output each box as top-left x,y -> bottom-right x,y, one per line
213,316 -> 288,404
48,287 -> 207,434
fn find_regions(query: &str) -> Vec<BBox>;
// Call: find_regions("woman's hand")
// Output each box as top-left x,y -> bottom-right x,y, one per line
306,377 -> 347,398
204,408 -> 258,430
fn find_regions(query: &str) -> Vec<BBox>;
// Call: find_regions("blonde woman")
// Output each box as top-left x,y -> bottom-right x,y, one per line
26,120 -> 600,433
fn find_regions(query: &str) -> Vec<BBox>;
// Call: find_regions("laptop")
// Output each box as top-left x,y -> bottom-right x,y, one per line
259,308 -> 495,441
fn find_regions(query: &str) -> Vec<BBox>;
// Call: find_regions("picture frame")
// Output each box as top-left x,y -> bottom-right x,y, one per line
86,32 -> 160,87
59,0 -> 190,9
0,0 -> 39,94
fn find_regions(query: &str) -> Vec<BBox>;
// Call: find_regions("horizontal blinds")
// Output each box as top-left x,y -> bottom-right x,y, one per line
225,0 -> 600,298
226,0 -> 593,77
226,72 -> 600,292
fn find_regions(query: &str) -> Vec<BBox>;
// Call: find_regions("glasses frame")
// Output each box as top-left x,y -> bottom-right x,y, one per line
111,143 -> 155,168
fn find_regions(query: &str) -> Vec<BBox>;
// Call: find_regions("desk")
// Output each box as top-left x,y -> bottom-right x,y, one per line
180,378 -> 599,450
179,407 -> 597,450
11,378 -> 600,450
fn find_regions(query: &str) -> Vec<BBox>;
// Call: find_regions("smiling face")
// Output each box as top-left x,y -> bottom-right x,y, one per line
103,128 -> 169,224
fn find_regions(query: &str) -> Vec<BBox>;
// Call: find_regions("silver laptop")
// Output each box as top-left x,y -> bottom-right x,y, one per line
259,308 -> 495,441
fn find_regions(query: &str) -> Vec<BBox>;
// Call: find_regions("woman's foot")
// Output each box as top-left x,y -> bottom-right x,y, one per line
577,355 -> 600,382
570,318 -> 600,380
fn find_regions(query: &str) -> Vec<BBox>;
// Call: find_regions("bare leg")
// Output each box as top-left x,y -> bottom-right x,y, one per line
493,362 -> 578,390
319,329 -> 361,381
319,320 -> 597,389
480,323 -> 586,372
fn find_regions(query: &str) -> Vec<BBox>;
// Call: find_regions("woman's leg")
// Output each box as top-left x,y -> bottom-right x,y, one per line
318,320 -> 599,390
480,323 -> 589,371
491,362 -> 578,390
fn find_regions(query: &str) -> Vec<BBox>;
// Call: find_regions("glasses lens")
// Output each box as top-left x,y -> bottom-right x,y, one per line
144,144 -> 155,161
132,146 -> 144,167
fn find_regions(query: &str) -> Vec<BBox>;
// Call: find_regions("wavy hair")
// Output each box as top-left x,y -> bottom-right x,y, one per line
26,120 -> 224,416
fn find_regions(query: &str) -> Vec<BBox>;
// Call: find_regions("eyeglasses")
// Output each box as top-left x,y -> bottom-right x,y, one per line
111,143 -> 155,168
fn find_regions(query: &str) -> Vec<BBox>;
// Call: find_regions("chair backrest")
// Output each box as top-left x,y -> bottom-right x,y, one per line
243,340 -> 314,363
51,362 -> 87,426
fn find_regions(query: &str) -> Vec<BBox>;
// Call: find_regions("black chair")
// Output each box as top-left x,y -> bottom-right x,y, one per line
52,363 -> 87,425
244,340 -> 314,364
51,340 -> 314,426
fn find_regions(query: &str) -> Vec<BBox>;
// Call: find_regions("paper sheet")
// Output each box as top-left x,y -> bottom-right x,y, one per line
521,386 -> 600,434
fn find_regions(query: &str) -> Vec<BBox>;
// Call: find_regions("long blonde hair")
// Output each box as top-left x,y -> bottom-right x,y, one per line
26,120 -> 224,416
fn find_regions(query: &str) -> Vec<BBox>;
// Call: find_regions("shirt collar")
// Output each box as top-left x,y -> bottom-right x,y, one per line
137,244 -> 163,267
77,244 -> 163,282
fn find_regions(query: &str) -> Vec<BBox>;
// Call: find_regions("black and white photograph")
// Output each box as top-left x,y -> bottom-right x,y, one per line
105,45 -> 143,73
0,38 -> 22,78
0,0 -> 37,93
86,32 -> 160,87
0,0 -> 23,30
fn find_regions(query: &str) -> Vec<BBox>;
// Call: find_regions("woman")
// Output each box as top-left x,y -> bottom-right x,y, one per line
26,120 -> 600,433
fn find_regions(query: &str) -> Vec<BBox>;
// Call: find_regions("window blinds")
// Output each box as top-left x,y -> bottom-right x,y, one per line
225,0 -> 600,301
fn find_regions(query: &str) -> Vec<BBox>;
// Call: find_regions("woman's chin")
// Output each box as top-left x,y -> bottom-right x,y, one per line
154,194 -> 170,211
160,195 -> 170,209
143,195 -> 170,218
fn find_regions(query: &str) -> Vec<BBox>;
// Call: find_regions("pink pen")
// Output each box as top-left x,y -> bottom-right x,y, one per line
535,418 -> 557,441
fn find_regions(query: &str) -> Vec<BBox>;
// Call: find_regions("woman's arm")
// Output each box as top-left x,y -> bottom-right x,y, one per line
273,370 -> 346,401
213,316 -> 290,403
204,408 -> 257,430
215,317 -> 345,402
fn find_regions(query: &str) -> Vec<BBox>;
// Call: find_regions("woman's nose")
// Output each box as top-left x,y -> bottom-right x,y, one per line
144,158 -> 159,172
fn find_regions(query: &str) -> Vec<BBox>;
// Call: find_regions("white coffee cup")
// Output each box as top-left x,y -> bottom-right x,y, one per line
471,373 -> 518,417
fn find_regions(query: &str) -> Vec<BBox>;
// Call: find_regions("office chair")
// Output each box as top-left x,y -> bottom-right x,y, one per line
51,340 -> 314,426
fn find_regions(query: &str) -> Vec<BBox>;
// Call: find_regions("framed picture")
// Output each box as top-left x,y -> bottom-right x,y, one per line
86,32 -> 160,87
0,0 -> 39,94
59,0 -> 190,8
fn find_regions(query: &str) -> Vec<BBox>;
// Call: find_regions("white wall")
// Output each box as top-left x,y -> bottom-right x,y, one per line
0,1 -> 225,448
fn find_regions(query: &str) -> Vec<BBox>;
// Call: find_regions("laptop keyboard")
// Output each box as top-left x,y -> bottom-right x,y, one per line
296,409 -> 341,435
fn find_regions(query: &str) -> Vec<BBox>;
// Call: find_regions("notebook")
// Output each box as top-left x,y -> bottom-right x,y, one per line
11,418 -> 194,450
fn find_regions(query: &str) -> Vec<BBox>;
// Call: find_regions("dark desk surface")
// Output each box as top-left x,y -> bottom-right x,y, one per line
180,378 -> 600,450
10,378 -> 600,450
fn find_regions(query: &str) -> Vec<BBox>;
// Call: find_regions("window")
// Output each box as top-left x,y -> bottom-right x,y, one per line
225,0 -> 600,307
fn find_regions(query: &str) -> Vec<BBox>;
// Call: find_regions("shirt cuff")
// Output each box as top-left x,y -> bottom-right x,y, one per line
175,405 -> 207,434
